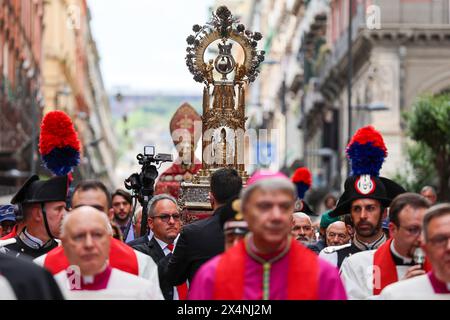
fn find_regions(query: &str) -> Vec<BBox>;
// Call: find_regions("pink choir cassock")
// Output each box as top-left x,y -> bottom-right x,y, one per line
188,240 -> 347,300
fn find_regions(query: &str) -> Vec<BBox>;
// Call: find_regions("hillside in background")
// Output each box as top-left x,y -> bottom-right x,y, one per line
109,93 -> 202,187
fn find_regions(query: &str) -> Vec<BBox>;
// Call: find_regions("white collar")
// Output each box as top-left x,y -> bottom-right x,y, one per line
19,229 -> 46,249
390,239 -> 413,264
82,263 -> 108,284
154,234 -> 180,251
353,233 -> 386,250
154,237 -> 169,250
24,229 -> 44,246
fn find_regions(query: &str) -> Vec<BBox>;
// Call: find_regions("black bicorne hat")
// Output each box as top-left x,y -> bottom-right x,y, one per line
294,199 -> 317,216
11,175 -> 69,205
330,126 -> 406,217
329,175 -> 405,217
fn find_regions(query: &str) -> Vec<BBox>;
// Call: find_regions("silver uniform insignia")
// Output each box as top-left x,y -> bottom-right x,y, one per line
0,238 -> 17,248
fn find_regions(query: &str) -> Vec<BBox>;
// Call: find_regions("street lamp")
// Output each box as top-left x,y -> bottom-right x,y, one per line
354,102 -> 389,127
354,102 -> 389,111
4,169 -> 30,178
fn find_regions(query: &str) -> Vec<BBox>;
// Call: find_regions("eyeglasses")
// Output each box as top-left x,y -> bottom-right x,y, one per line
152,213 -> 181,223
399,225 -> 422,236
428,234 -> 450,248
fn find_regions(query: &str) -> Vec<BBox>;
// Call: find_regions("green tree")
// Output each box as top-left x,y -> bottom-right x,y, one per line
392,141 -> 437,193
406,93 -> 450,201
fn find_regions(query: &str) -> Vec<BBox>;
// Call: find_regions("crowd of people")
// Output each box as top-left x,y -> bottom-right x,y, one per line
0,127 -> 449,300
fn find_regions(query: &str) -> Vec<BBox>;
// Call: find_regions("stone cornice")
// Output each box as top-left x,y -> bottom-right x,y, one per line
319,25 -> 450,101
364,25 -> 450,44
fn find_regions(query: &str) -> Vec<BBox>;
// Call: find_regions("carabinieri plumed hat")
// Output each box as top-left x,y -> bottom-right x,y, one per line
11,175 -> 69,205
330,126 -> 405,217
291,167 -> 316,216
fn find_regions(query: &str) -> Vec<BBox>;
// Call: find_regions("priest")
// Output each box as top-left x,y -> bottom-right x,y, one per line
54,205 -> 164,300
35,180 -> 160,281
380,204 -> 450,299
340,193 -> 432,299
188,170 -> 347,300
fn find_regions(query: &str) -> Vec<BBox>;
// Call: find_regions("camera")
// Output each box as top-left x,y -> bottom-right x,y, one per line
125,146 -> 173,201
124,146 -> 173,237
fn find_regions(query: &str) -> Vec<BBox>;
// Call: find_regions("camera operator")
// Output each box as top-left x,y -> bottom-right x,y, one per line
124,146 -> 173,242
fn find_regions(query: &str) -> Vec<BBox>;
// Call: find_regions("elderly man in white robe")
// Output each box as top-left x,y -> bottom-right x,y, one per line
380,203 -> 450,299
54,206 -> 164,300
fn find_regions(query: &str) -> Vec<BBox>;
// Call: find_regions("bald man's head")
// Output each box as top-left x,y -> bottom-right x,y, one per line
61,206 -> 112,237
326,221 -> 350,246
60,206 -> 112,276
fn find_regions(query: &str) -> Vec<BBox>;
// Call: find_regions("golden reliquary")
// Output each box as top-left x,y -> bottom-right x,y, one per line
179,6 -> 265,220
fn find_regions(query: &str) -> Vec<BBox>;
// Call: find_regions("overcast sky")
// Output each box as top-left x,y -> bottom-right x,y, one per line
88,0 -> 213,94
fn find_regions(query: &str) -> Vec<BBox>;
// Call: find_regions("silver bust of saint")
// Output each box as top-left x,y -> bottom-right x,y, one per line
213,128 -> 232,165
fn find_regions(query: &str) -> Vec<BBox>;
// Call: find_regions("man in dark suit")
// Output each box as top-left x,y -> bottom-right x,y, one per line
161,168 -> 243,287
131,194 -> 183,300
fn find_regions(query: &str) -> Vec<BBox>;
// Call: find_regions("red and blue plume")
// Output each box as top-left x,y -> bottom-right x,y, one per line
39,111 -> 81,176
291,167 -> 312,199
346,126 -> 387,177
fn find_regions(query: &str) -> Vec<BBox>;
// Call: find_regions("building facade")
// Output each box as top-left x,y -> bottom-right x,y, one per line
0,0 -> 45,196
319,0 -> 450,190
246,0 -> 450,206
0,0 -> 117,201
42,0 -> 117,188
